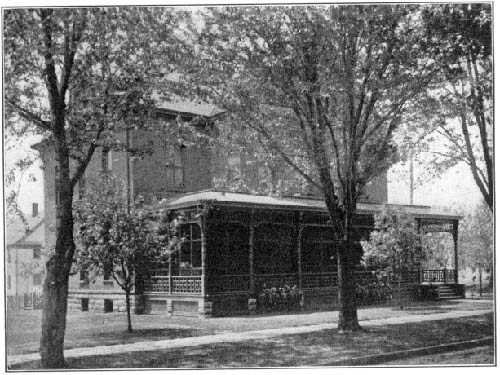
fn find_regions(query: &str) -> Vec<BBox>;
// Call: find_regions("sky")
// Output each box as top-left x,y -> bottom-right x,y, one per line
388,162 -> 483,210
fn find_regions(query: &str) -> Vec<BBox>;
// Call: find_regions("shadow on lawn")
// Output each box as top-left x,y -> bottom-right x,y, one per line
11,313 -> 493,370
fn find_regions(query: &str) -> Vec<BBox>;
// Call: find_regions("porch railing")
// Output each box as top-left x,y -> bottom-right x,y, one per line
144,275 -> 202,295
143,268 -> 457,294
422,269 -> 457,284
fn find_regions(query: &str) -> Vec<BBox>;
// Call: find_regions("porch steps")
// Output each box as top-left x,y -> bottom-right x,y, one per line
437,285 -> 464,299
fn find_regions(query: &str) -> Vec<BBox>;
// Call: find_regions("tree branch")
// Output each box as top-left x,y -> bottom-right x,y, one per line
40,9 -> 60,112
5,100 -> 52,131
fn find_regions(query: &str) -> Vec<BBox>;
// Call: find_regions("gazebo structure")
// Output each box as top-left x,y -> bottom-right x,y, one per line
140,191 -> 464,317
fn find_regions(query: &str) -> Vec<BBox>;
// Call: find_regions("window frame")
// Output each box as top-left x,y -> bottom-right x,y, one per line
33,247 -> 41,259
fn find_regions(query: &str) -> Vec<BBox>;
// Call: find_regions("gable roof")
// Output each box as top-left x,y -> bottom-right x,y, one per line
6,218 -> 44,249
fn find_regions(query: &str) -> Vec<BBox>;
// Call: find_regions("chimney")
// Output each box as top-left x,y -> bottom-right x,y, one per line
32,203 -> 39,218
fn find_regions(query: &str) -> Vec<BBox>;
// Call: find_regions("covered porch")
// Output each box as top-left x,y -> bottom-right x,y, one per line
141,192 -> 463,316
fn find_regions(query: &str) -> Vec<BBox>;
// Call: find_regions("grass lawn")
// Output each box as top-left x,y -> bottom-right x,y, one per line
6,311 -> 215,356
383,345 -> 495,365
7,299 -> 492,357
11,313 -> 493,369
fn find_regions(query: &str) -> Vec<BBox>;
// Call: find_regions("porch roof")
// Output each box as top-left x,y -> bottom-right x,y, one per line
164,191 -> 461,221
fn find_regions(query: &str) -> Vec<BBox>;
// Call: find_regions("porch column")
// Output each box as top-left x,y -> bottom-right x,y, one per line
200,216 -> 207,296
298,227 -> 305,289
416,218 -> 424,283
297,212 -> 304,289
249,209 -> 255,292
453,220 -> 459,284
168,261 -> 172,295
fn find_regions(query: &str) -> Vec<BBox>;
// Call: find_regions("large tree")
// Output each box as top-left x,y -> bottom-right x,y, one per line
189,5 -> 434,330
410,4 -> 492,210
4,8 -> 188,367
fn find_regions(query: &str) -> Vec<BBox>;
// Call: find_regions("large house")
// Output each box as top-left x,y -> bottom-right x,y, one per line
34,100 -> 464,317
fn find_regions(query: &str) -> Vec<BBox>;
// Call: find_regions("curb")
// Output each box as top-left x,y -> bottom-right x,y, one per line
318,337 -> 494,366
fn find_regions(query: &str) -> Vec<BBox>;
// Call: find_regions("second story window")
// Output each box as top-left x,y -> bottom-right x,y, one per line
103,261 -> 113,283
80,267 -> 88,281
77,175 -> 86,199
166,146 -> 184,189
33,272 -> 43,286
102,148 -> 112,172
33,247 -> 41,259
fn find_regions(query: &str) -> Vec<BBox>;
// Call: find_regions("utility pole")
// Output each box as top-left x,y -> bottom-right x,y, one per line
409,152 -> 414,205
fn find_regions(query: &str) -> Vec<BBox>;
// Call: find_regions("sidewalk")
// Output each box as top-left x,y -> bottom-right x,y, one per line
7,307 -> 492,367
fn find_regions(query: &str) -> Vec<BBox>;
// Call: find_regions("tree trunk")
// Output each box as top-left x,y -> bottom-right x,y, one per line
40,258 -> 69,368
40,210 -> 74,368
479,268 -> 483,297
125,289 -> 133,332
336,203 -> 361,332
337,243 -> 361,331
40,103 -> 75,368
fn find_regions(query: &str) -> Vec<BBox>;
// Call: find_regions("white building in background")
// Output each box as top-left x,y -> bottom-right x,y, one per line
6,203 -> 45,309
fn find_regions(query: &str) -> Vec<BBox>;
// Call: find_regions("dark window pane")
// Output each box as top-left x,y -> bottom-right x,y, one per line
180,224 -> 191,240
104,262 -> 112,281
180,243 -> 191,263
191,224 -> 201,240
192,241 -> 201,268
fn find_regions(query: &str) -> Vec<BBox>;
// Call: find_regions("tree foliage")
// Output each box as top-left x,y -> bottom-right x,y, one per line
74,174 -> 182,332
4,7 -> 190,367
407,4 -> 493,210
362,206 -> 423,307
188,5 -> 435,330
362,207 -> 423,272
457,202 -> 493,283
